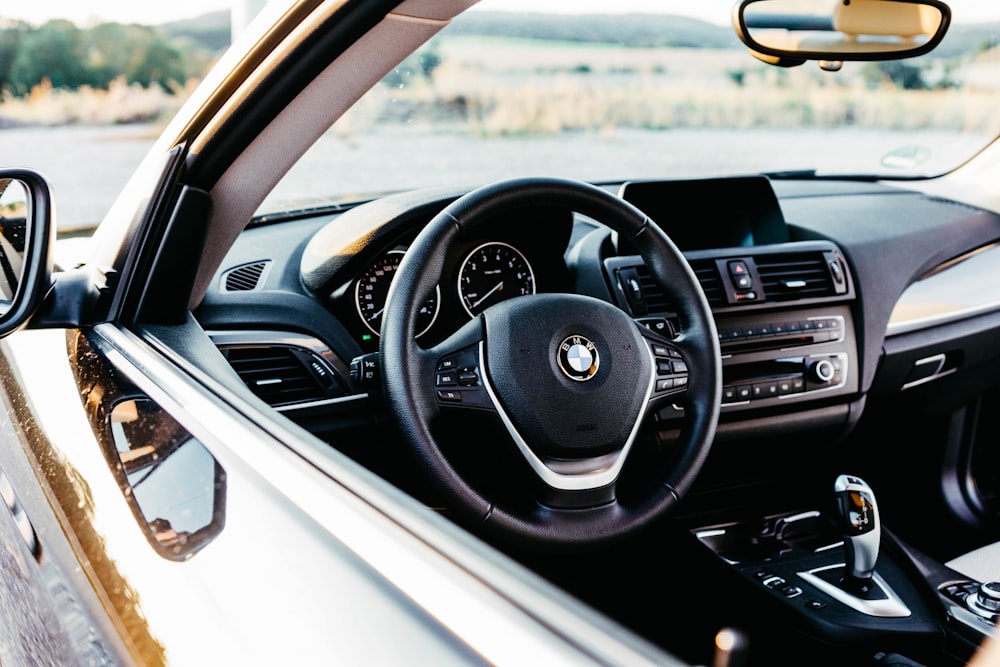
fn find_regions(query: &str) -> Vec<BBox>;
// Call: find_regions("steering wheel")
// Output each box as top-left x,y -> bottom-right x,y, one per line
381,177 -> 721,550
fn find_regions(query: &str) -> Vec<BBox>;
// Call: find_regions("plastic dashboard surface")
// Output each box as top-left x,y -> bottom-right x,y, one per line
195,175 -> 1000,432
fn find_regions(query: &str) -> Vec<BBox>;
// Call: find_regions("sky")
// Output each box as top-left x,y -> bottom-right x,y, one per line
3,0 -> 998,28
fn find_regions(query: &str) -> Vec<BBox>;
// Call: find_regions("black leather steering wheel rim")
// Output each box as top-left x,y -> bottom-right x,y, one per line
381,177 -> 721,550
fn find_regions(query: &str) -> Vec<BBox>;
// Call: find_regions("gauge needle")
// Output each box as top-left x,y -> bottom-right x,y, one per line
367,307 -> 385,322
471,281 -> 504,310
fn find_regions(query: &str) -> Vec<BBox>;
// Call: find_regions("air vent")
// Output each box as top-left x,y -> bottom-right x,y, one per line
222,261 -> 270,292
689,259 -> 726,307
755,252 -> 835,301
219,345 -> 344,407
634,264 -> 671,312
633,261 -> 727,311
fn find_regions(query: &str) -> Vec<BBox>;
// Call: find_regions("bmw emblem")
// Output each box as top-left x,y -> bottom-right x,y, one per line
557,335 -> 600,382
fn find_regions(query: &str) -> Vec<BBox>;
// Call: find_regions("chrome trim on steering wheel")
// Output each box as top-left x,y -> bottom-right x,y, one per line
476,340 -> 657,491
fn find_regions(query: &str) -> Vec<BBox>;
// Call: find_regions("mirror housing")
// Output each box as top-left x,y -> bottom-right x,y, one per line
0,169 -> 54,337
732,0 -> 951,68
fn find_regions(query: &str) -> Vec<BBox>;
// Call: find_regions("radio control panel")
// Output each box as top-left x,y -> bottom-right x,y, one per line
651,305 -> 858,421
716,306 -> 857,413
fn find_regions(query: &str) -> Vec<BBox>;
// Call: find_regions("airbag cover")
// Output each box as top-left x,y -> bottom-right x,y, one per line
484,293 -> 652,459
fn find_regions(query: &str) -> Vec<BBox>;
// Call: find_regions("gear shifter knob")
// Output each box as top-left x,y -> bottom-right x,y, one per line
834,474 -> 880,586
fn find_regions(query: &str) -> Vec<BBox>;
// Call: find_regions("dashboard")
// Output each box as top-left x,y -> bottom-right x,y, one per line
196,174 -> 1000,447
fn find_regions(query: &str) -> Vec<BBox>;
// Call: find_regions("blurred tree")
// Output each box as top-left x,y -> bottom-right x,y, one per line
9,20 -> 90,94
0,21 -> 30,93
130,38 -> 186,89
86,23 -> 147,89
87,23 -> 187,89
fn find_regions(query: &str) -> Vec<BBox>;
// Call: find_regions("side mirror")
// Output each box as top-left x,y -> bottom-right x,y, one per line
0,169 -> 53,337
732,0 -> 951,68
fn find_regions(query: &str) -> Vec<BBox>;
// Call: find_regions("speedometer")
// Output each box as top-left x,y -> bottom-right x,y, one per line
355,250 -> 439,338
458,242 -> 535,317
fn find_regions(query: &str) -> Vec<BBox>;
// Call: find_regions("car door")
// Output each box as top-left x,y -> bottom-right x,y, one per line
0,1 -> 687,665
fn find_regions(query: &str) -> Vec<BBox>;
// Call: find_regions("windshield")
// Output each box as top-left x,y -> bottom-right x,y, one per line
259,0 -> 1000,215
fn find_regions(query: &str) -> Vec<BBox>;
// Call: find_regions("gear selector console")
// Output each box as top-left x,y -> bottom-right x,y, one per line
796,474 -> 910,617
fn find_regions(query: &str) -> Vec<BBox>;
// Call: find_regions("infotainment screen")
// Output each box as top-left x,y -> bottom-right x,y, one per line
618,175 -> 789,251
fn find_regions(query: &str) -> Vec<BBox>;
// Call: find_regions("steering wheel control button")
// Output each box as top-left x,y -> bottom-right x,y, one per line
434,347 -> 492,408
557,335 -> 600,382
648,339 -> 688,398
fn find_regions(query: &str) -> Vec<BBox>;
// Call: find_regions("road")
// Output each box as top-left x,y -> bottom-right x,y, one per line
0,123 -> 990,234
0,124 -> 158,232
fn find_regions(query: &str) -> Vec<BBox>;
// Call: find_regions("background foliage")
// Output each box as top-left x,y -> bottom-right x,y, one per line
0,12 -> 229,96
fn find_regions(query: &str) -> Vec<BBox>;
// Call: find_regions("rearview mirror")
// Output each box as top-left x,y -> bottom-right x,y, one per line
733,0 -> 951,68
0,169 -> 53,336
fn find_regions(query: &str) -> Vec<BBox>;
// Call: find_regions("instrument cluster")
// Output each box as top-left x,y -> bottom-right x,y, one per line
346,207 -> 573,352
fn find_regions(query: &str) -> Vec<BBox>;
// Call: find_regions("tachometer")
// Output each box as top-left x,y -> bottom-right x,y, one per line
458,241 -> 535,317
355,250 -> 439,338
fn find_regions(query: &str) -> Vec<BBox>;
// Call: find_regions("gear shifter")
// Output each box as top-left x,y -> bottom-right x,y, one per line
797,474 -> 909,616
833,474 -> 880,593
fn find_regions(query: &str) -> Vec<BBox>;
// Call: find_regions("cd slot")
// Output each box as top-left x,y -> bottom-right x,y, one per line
718,316 -> 843,354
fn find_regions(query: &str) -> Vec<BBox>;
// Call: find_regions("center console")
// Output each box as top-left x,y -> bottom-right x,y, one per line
605,241 -> 859,420
687,476 -> 952,664
607,176 -> 860,422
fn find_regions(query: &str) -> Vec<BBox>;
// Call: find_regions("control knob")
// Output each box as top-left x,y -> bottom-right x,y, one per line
969,581 -> 1000,617
808,358 -> 836,384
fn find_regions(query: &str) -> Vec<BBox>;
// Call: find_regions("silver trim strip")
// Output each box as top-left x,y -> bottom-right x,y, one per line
694,528 -> 727,539
779,510 -> 821,524
477,341 -> 657,491
798,564 -> 911,618
276,393 -> 369,413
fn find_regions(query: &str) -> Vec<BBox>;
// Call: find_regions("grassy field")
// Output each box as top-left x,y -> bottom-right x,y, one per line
3,35 -> 1000,139
0,77 -> 196,129
329,36 -> 1000,140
